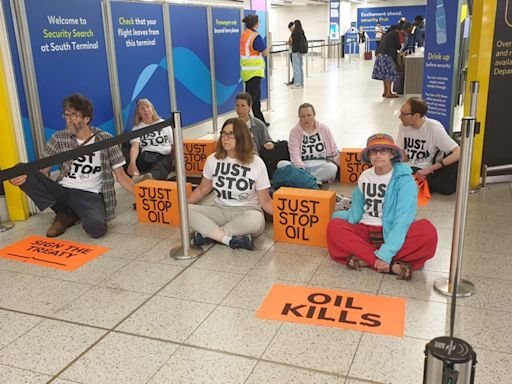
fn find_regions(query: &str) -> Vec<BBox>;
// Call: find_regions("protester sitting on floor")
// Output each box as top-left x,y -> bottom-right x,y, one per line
396,97 -> 460,195
235,92 -> 274,153
326,133 -> 437,281
277,102 -> 339,185
126,98 -> 174,180
9,93 -> 135,238
187,118 -> 273,251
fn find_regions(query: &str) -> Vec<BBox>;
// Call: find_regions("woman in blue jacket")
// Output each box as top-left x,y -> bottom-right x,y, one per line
327,134 -> 437,280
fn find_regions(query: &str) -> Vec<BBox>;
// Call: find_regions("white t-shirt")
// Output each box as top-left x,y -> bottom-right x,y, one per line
59,137 -> 123,194
203,154 -> 270,207
130,119 -> 173,155
301,131 -> 327,161
396,117 -> 458,169
358,167 -> 393,226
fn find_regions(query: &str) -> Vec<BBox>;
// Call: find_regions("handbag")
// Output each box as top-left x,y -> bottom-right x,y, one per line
141,151 -> 160,164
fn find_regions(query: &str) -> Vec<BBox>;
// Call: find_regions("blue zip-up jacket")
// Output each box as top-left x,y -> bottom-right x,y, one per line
331,163 -> 417,264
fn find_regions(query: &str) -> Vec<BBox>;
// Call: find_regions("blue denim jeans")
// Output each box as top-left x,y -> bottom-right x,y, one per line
20,172 -> 107,238
292,53 -> 304,86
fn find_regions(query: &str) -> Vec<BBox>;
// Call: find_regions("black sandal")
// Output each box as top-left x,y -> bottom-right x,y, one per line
346,255 -> 362,271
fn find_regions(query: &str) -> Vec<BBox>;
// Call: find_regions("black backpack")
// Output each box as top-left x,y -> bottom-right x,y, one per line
299,33 -> 308,54
259,141 -> 290,180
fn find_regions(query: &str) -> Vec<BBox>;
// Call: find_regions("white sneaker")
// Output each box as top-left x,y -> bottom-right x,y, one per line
335,193 -> 351,211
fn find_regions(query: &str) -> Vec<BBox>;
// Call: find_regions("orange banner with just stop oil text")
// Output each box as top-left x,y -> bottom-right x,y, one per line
257,285 -> 406,337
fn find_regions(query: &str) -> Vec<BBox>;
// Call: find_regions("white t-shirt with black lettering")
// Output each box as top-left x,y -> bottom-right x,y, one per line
203,154 -> 270,207
358,167 -> 393,226
59,137 -> 123,193
130,119 -> 173,155
396,117 -> 458,169
301,131 -> 327,161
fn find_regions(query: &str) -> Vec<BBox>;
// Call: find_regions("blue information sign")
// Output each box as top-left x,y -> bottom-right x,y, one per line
169,5 -> 212,127
111,1 -> 170,131
25,0 -> 115,139
211,7 -> 243,116
422,0 -> 461,133
329,1 -> 340,40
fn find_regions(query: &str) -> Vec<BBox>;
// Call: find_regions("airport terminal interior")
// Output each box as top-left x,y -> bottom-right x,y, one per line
1,53 -> 511,383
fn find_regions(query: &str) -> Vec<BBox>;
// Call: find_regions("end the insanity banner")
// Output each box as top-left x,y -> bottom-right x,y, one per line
422,0 -> 461,133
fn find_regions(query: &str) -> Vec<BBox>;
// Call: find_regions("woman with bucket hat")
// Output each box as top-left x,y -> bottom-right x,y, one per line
326,134 -> 437,280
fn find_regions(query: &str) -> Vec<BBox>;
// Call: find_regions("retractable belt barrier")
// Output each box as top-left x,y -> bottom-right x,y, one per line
0,118 -> 173,183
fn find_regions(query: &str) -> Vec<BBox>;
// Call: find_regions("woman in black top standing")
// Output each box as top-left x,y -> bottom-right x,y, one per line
290,19 -> 307,88
371,25 -> 401,98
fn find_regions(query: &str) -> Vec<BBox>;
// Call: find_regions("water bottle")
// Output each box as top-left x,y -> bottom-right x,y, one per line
436,0 -> 447,45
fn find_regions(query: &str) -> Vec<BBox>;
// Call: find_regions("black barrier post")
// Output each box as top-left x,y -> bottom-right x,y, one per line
169,112 -> 203,260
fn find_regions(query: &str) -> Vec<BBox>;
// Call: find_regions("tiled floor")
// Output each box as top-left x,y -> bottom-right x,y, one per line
1,55 -> 511,383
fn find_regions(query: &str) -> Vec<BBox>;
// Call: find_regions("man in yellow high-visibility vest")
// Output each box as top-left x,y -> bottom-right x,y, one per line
240,14 -> 269,126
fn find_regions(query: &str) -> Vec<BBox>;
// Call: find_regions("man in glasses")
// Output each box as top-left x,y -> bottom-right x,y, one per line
396,97 -> 460,195
10,93 -> 135,238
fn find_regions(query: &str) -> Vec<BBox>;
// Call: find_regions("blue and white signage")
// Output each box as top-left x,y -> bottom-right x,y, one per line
329,1 -> 341,40
111,1 -> 170,131
24,0 -> 115,140
422,0 -> 461,133
211,7 -> 242,116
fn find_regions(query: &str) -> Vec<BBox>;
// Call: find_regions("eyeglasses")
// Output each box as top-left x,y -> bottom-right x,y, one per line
61,112 -> 81,120
399,111 -> 414,117
368,148 -> 392,156
221,131 -> 235,139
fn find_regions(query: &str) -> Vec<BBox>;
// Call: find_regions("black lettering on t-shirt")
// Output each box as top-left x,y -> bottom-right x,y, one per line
302,133 -> 325,160
362,182 -> 387,218
213,161 -> 256,199
403,138 -> 430,160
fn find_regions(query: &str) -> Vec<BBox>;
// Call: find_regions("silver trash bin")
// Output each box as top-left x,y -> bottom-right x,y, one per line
423,336 -> 476,384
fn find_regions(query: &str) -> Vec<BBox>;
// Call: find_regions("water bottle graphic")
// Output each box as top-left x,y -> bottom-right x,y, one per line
436,0 -> 447,45
506,0 -> 512,27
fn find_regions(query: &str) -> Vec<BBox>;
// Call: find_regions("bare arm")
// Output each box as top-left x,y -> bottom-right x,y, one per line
127,142 -> 140,176
417,147 -> 461,178
187,177 -> 213,204
113,166 -> 135,196
257,188 -> 273,215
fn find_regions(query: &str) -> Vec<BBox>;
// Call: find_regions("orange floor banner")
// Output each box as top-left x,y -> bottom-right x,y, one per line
257,284 -> 406,337
0,235 -> 109,271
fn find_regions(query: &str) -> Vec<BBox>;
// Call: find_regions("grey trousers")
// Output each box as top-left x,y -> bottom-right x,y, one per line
188,204 -> 265,238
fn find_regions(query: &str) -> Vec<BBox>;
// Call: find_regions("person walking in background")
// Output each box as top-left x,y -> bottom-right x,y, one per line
290,19 -> 308,88
374,22 -> 385,51
287,21 -> 295,85
372,25 -> 401,98
240,14 -> 269,126
358,26 -> 368,60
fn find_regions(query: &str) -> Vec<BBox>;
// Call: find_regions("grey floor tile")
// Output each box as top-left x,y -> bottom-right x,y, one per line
379,270 -> 450,304
45,256 -> 130,285
462,249 -> 512,280
54,286 -> 150,328
137,238 -> 195,266
349,333 -> 426,383
0,276 -> 92,316
263,323 -> 362,375
191,244 -> 266,274
0,310 -> 44,349
186,306 -> 281,358
117,296 -> 215,342
249,251 -> 324,282
158,267 -> 243,304
100,261 -> 183,294
0,364 -> 52,384
148,346 -> 256,384
221,275 -> 302,311
309,256 -> 383,293
245,361 -> 345,384
0,319 -> 104,375
473,348 -> 512,383
61,332 -> 178,384
423,246 -> 450,273
0,269 -> 40,301
455,275 -> 512,312
0,258 -> 54,277
267,243 -> 328,258
111,222 -> 181,240
463,230 -> 512,255
404,299 -> 449,340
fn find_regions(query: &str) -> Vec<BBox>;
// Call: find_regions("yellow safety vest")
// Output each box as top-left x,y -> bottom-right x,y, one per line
240,29 -> 265,81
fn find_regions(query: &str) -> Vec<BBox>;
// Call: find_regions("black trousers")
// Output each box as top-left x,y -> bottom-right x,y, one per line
245,76 -> 266,124
136,152 -> 174,180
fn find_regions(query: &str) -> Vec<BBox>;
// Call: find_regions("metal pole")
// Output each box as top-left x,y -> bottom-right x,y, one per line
433,86 -> 479,297
287,49 -> 291,82
169,112 -> 203,260
305,53 -> 309,78
206,7 -> 218,134
337,40 -> 341,67
0,212 -> 14,232
322,42 -> 326,72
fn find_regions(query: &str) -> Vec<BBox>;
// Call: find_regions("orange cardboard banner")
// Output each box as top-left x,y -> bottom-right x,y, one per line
0,235 -> 109,271
183,139 -> 216,176
256,284 -> 406,337
339,148 -> 371,184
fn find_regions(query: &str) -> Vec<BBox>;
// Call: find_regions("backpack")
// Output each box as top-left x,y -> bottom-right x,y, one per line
271,165 -> 319,190
259,141 -> 290,180
299,33 -> 308,54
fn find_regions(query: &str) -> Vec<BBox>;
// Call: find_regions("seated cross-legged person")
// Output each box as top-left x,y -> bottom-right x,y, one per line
326,134 -> 437,281
235,92 -> 274,153
127,98 -> 174,180
187,118 -> 273,250
278,102 -> 339,185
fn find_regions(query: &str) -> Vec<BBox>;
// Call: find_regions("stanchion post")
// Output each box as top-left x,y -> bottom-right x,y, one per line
322,43 -> 326,72
305,53 -> 309,78
169,112 -> 203,260
434,82 -> 479,296
286,50 -> 291,82
0,214 -> 14,232
337,40 -> 342,67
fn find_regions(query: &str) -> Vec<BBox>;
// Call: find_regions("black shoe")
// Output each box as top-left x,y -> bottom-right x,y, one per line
194,232 -> 213,246
265,122 -> 270,127
229,235 -> 254,250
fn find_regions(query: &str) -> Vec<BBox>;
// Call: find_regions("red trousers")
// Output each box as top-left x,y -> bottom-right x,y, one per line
327,219 -> 437,270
